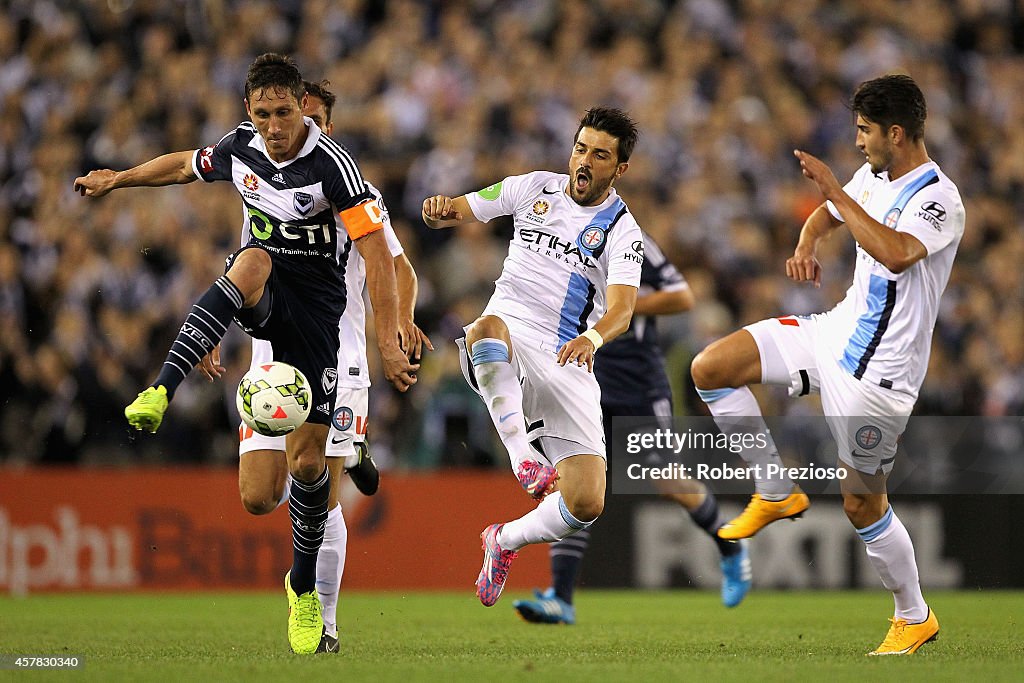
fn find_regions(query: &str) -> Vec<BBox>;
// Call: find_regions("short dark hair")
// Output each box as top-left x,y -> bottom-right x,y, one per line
575,107 -> 639,162
303,80 -> 337,123
851,74 -> 927,142
245,53 -> 304,104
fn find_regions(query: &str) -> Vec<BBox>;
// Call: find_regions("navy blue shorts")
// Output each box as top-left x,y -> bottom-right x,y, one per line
225,245 -> 340,426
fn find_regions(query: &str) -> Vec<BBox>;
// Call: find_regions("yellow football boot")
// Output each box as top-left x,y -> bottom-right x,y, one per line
717,490 -> 810,540
124,385 -> 169,433
284,571 -> 323,655
868,608 -> 939,655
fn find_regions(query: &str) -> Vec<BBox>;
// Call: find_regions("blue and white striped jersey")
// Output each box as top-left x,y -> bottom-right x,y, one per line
467,171 -> 643,350
823,161 -> 965,397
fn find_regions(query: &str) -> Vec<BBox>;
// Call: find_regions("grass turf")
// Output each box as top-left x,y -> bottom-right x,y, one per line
0,590 -> 1021,681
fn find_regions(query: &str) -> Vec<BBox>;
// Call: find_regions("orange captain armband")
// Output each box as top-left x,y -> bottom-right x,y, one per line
339,199 -> 385,240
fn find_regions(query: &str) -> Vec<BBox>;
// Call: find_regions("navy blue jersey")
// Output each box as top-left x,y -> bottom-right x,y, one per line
192,120 -> 373,323
594,233 -> 687,404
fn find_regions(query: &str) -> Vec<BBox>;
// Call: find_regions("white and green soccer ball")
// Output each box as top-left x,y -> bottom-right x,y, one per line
236,361 -> 311,437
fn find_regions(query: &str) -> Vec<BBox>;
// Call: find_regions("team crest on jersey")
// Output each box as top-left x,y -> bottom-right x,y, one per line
884,208 -> 901,228
294,191 -> 314,216
577,226 -> 606,253
532,200 -> 550,216
332,406 -> 354,431
322,368 -> 338,394
855,425 -> 882,450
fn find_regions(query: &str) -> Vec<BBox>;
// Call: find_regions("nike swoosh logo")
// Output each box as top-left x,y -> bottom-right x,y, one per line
542,188 -> 559,195
499,412 -> 516,423
331,437 -> 346,444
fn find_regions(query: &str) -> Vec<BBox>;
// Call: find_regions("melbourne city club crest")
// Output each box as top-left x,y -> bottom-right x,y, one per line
578,226 -> 606,253
332,406 -> 354,431
855,425 -> 882,450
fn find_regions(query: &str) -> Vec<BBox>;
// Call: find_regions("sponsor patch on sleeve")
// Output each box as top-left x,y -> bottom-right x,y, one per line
476,181 -> 502,201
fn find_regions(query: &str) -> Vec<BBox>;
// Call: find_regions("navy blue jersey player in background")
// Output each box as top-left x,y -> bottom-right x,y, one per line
74,53 -> 417,655
513,232 -> 752,624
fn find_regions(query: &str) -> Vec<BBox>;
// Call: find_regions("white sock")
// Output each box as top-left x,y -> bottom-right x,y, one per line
316,503 -> 348,637
858,506 -> 928,623
497,492 -> 593,551
471,338 -> 530,472
696,386 -> 792,499
276,472 -> 292,508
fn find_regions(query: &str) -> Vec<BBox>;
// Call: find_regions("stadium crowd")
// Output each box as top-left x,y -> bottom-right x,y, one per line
1,0 -> 1022,467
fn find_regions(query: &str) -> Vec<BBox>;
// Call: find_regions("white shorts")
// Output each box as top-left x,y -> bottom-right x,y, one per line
456,330 -> 605,463
745,315 -> 915,475
239,341 -> 368,458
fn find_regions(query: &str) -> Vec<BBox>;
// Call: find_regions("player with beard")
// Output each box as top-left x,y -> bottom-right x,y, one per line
423,107 -> 643,607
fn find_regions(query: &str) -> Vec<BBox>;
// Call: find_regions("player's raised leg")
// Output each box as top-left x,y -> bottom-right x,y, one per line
126,248 -> 271,432
465,315 -> 557,498
478,453 -> 603,606
691,329 -> 808,538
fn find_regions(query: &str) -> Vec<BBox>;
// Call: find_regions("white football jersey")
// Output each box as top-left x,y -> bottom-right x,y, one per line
337,182 -> 403,389
243,181 -> 403,389
467,171 -> 643,349
822,161 -> 965,397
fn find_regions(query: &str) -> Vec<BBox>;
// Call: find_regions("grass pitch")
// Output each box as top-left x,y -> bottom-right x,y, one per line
1,590 -> 1021,681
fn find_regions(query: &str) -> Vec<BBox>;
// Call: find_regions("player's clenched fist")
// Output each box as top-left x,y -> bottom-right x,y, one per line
786,247 -> 822,287
422,195 -> 462,222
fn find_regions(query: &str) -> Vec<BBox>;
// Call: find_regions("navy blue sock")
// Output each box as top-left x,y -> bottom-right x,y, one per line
688,493 -> 740,557
154,275 -> 243,400
550,529 -> 590,604
288,467 -> 330,595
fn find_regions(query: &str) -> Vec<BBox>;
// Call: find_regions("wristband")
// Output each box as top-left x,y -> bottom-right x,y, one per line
581,328 -> 604,350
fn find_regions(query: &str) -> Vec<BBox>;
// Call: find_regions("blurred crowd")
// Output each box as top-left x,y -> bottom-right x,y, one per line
1,0 -> 1022,468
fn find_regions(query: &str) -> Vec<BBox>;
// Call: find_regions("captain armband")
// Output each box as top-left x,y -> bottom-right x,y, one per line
339,199 -> 385,240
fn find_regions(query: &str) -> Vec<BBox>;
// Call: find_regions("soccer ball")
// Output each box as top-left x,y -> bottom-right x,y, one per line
236,362 -> 312,437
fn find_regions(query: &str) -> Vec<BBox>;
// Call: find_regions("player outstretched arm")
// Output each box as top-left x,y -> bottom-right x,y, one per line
421,194 -> 477,229
394,252 -> 434,360
557,283 -> 638,372
793,149 -> 927,274
355,229 -> 419,392
632,286 -> 694,316
73,150 -> 197,197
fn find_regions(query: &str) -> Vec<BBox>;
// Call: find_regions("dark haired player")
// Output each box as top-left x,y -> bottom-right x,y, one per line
423,107 -> 643,607
690,74 -> 964,654
75,53 -> 416,654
